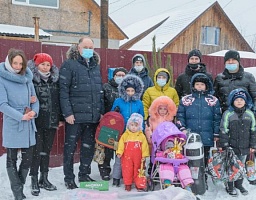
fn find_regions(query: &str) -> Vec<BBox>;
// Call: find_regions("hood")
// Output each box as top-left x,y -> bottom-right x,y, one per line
66,44 -> 100,64
0,62 -> 33,84
27,60 -> 59,83
190,73 -> 213,95
154,68 -> 171,90
149,96 -> 177,121
131,53 -> 146,67
228,88 -> 253,111
118,74 -> 144,102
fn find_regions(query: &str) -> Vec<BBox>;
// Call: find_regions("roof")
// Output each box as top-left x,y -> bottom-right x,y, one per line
120,3 -> 213,51
208,50 -> 256,59
0,24 -> 52,37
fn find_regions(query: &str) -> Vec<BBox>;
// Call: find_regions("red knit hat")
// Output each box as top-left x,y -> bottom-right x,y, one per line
33,53 -> 53,66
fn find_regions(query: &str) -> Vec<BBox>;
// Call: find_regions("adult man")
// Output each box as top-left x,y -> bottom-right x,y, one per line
175,49 -> 213,99
129,54 -> 153,95
214,50 -> 256,113
59,37 -> 104,189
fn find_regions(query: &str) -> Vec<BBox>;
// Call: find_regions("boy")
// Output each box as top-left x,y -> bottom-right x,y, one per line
116,113 -> 149,191
176,73 -> 221,189
219,88 -> 256,196
111,74 -> 144,187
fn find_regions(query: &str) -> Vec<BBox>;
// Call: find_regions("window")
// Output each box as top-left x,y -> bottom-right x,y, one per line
12,0 -> 59,9
201,26 -> 220,45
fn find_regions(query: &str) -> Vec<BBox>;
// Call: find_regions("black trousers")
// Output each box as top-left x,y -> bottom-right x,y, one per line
63,122 -> 97,182
30,128 -> 56,176
6,147 -> 33,170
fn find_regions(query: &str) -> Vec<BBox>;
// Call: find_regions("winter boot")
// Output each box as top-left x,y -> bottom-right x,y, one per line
65,180 -> 78,190
226,182 -> 238,197
98,165 -> 111,181
7,167 -> 23,200
18,169 -> 29,199
31,175 -> 40,196
235,178 -> 248,196
249,179 -> 256,185
112,178 -> 120,187
125,185 -> 132,191
39,172 -> 57,191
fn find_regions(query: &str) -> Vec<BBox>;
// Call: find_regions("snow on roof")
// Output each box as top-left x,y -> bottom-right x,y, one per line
208,50 -> 256,59
0,24 -> 52,37
120,2 -> 213,51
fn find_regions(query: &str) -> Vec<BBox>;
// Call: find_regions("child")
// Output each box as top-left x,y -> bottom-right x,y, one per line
176,73 -> 221,189
28,53 -> 62,196
111,74 -> 144,187
153,123 -> 194,191
116,113 -> 150,191
219,88 -> 256,196
145,96 -> 177,149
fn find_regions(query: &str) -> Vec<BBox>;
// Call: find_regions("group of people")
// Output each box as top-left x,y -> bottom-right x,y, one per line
1,36 -> 256,199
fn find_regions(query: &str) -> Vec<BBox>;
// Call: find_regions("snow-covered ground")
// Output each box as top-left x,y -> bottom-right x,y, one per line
0,154 -> 255,200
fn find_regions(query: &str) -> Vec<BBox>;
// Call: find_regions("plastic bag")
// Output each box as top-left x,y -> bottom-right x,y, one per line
246,152 -> 256,181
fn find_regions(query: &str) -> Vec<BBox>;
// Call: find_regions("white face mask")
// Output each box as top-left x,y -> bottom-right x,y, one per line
134,65 -> 144,72
157,79 -> 167,87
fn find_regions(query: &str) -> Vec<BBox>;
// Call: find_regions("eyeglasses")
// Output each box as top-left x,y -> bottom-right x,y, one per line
115,74 -> 126,77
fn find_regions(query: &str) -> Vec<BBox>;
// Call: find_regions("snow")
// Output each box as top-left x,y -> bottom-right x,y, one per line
1,154 -> 256,200
208,50 -> 256,59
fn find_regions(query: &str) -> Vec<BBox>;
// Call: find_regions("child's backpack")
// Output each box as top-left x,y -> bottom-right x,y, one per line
95,111 -> 125,149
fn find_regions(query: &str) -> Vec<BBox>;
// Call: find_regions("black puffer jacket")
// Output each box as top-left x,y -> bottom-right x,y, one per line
214,66 -> 256,112
175,63 -> 213,99
28,60 -> 61,129
103,78 -> 119,113
59,45 -> 104,123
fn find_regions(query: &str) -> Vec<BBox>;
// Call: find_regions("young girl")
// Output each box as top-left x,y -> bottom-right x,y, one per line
111,74 -> 144,187
145,96 -> 177,150
219,88 -> 256,196
28,53 -> 62,196
117,113 -> 149,191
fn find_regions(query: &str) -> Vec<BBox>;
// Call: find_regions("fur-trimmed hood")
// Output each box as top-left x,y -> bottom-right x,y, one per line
149,96 -> 177,121
118,74 -> 144,102
66,44 -> 100,64
27,59 -> 59,83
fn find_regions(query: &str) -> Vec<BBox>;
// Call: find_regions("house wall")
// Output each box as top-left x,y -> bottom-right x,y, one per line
0,0 -> 125,47
164,5 -> 252,54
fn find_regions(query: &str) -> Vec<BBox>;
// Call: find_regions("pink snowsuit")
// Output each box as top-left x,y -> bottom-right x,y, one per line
156,151 -> 194,188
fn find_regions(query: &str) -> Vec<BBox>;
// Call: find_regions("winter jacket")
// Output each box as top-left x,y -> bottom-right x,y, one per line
111,74 -> 144,126
59,45 -> 104,123
129,54 -> 153,94
219,88 -> 256,155
176,73 -> 221,146
143,68 -> 179,120
145,96 -> 177,146
28,60 -> 61,129
116,129 -> 150,158
0,62 -> 39,148
103,78 -> 119,113
214,65 -> 256,112
175,63 -> 213,99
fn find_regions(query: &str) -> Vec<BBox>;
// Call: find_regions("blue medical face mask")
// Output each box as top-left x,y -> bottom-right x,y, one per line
81,48 -> 93,59
115,77 -> 123,85
134,65 -> 144,72
157,79 -> 167,87
225,63 -> 238,71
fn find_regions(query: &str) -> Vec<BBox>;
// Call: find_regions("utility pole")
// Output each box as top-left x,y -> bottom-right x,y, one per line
33,16 -> 40,42
100,0 -> 108,48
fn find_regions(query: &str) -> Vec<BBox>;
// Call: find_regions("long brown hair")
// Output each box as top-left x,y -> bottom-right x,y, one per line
7,48 -> 27,75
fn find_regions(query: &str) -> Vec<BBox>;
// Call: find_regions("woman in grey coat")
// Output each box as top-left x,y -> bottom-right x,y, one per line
0,49 -> 39,200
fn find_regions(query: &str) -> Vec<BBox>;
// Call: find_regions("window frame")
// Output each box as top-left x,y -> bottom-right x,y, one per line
12,0 -> 59,9
201,26 -> 220,46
